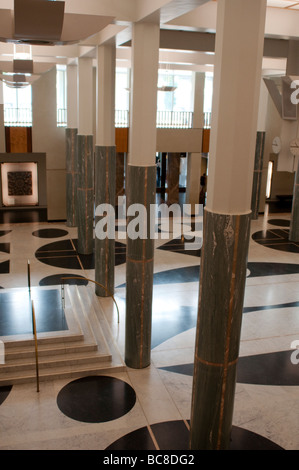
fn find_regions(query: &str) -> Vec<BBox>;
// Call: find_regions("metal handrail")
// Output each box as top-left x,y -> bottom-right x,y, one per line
27,260 -> 39,392
31,300 -> 40,393
61,277 -> 120,324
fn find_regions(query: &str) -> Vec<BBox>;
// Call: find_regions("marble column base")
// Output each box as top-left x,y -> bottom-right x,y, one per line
77,134 -> 94,255
251,131 -> 265,220
190,208 -> 251,450
289,162 -> 299,241
125,165 -> 156,369
94,146 -> 116,297
66,128 -> 78,227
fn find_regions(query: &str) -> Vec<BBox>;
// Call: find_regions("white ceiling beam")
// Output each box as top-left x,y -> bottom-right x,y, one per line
165,1 -> 217,32
159,49 -> 214,66
80,24 -> 127,47
63,0 -> 138,22
166,1 -> 299,40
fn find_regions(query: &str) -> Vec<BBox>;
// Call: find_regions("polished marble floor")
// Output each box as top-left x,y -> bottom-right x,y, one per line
0,204 -> 298,451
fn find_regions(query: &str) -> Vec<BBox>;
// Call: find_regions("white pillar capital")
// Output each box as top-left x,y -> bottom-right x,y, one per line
96,40 -> 116,147
207,0 -> 267,214
129,21 -> 160,167
67,64 -> 78,129
77,57 -> 93,135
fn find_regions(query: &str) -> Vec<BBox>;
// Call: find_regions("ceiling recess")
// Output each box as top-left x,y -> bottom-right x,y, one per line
0,0 -> 114,46
14,0 -> 65,45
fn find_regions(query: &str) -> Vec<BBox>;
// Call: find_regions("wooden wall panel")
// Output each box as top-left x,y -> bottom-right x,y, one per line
202,128 -> 210,154
115,127 -> 128,153
5,127 -> 32,153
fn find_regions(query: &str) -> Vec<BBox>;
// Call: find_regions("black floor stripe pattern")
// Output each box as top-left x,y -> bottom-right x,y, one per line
268,219 -> 290,227
149,262 -> 299,286
252,228 -> 299,253
150,300 -> 299,350
158,349 -> 299,386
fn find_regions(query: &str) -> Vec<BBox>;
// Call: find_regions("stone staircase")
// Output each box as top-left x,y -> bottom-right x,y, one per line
0,284 -> 125,386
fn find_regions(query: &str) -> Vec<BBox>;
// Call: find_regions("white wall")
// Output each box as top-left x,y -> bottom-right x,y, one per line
32,66 -> 66,220
156,128 -> 203,153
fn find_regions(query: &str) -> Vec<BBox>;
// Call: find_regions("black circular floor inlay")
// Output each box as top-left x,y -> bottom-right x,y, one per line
35,239 -> 126,270
268,219 -> 290,227
57,376 -> 136,423
39,274 -> 88,287
106,421 -> 284,450
0,385 -> 12,406
33,228 -> 69,238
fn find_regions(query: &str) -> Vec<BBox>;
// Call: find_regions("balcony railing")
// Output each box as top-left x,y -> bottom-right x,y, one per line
115,109 -> 129,128
115,110 -> 196,129
204,111 -> 212,128
156,110 -> 193,128
4,107 -> 32,127
57,108 -> 67,127
4,108 -> 212,130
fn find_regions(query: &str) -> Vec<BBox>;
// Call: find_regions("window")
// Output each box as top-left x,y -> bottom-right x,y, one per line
115,67 -> 130,127
266,160 -> 274,199
56,65 -> 67,127
3,81 -> 32,127
203,72 -> 213,128
157,70 -> 194,128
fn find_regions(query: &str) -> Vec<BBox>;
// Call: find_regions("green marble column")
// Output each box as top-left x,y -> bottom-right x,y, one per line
289,160 -> 299,241
125,165 -> 156,369
77,134 -> 94,255
190,209 -> 251,450
251,131 -> 265,220
94,145 -> 116,296
66,128 -> 78,227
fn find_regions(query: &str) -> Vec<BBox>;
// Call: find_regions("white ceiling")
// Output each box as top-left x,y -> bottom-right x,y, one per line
0,0 -> 298,78
267,0 -> 299,9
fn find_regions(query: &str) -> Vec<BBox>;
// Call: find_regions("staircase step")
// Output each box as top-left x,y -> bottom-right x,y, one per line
0,361 -> 126,386
0,350 -> 112,373
4,340 -> 98,361
0,284 -> 125,386
69,284 -> 112,358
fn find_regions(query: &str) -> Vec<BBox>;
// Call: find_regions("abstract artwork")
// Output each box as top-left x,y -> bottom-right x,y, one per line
7,171 -> 33,196
1,162 -> 38,206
